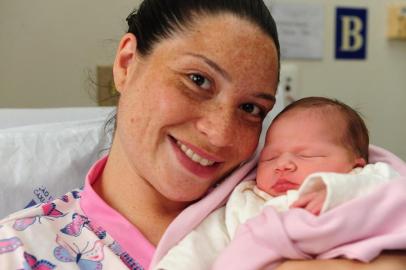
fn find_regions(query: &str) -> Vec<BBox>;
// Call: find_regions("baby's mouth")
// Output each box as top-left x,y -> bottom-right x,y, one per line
272,179 -> 300,193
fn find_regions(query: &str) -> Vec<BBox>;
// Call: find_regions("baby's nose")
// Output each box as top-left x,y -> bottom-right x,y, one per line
275,155 -> 297,172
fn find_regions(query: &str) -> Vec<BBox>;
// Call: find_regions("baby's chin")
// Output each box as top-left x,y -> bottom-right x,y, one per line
267,189 -> 286,197
256,184 -> 282,197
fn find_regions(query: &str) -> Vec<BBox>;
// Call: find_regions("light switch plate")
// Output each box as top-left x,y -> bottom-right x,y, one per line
387,4 -> 406,40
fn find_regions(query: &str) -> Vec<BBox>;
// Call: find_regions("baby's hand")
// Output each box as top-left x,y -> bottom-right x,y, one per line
290,190 -> 327,215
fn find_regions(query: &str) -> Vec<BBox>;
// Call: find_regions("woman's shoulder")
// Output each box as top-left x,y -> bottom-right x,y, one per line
0,190 -> 84,246
1,189 -> 82,225
0,189 -> 140,270
0,189 -> 86,269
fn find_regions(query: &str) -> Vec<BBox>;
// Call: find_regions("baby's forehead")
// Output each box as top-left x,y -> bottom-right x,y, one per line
266,106 -> 348,143
272,106 -> 347,129
286,106 -> 344,120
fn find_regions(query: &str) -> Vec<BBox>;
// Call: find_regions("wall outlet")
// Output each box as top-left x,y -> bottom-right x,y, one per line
259,63 -> 300,148
278,63 -> 299,106
263,63 -> 300,125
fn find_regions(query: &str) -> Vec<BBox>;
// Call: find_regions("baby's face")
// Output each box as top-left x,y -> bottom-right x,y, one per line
257,109 -> 364,196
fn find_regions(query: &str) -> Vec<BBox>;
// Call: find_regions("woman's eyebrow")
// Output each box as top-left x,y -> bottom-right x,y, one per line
184,53 -> 275,103
185,52 -> 231,81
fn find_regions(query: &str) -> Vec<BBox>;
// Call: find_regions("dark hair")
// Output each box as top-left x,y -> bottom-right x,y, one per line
126,0 -> 280,67
105,0 -> 281,141
107,0 -> 281,145
272,97 -> 370,162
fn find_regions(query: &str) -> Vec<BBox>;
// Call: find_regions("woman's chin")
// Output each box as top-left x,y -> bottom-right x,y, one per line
161,188 -> 207,205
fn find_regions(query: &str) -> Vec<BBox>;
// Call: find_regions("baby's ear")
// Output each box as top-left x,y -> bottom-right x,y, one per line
354,157 -> 367,168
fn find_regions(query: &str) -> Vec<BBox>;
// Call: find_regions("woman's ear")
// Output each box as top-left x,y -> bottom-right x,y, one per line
113,33 -> 137,93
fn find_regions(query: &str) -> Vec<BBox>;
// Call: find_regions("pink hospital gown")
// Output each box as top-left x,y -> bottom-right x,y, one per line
0,156 -> 154,270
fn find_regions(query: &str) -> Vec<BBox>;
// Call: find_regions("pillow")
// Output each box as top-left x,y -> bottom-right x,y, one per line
0,107 -> 114,129
0,118 -> 112,218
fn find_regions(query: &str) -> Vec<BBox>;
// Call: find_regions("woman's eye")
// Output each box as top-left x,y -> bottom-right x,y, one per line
240,103 -> 263,117
188,74 -> 211,90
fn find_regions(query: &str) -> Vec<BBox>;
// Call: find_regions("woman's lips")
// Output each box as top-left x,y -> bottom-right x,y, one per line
175,138 -> 224,163
168,136 -> 222,178
176,141 -> 216,166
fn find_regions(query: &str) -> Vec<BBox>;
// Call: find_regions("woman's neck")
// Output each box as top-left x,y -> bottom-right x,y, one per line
94,139 -> 188,246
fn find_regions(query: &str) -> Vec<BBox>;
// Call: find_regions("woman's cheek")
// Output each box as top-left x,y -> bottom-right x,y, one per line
156,84 -> 197,122
239,126 -> 261,157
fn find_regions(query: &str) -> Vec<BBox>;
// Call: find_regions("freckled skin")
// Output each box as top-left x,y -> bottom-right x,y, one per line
96,14 -> 279,244
114,14 -> 279,202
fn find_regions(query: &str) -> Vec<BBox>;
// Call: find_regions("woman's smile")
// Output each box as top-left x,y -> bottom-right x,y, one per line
112,13 -> 278,202
168,135 -> 223,178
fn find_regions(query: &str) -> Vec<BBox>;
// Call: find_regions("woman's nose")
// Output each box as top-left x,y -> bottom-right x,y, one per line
196,106 -> 235,148
275,155 -> 297,172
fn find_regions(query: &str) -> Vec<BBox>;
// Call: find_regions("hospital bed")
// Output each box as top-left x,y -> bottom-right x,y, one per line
0,107 -> 114,218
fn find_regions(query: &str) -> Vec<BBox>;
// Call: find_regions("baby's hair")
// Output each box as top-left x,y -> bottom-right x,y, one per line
272,97 -> 369,162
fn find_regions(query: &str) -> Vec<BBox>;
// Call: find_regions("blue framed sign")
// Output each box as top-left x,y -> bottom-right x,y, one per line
335,7 -> 368,60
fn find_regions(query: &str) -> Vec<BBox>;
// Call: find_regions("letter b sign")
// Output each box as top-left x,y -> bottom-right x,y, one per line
336,8 -> 368,60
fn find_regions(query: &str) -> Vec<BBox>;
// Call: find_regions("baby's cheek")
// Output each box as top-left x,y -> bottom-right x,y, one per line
256,164 -> 274,191
256,179 -> 267,192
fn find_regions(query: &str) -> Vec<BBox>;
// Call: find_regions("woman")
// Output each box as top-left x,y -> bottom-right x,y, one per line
0,0 -> 404,269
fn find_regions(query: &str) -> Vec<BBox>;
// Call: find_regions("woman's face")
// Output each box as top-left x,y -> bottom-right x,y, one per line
114,14 -> 279,202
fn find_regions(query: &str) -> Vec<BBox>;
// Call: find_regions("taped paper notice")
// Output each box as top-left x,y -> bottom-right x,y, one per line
267,2 -> 324,60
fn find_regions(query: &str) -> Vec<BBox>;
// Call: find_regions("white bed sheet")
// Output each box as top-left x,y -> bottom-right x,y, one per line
0,107 -> 114,129
0,107 -> 114,218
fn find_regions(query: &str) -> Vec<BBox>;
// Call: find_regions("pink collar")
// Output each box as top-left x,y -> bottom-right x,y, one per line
80,156 -> 155,269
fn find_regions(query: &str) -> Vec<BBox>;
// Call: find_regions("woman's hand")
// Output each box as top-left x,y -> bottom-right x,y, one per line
275,252 -> 406,270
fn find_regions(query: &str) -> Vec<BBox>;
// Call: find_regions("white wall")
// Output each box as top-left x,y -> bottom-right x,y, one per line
1,0 -> 405,160
0,0 -> 141,107
272,0 -> 406,160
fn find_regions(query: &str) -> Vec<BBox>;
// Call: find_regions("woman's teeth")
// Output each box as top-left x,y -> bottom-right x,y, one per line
176,141 -> 216,167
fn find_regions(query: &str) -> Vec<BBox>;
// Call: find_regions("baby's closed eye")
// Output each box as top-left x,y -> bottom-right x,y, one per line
297,154 -> 326,159
262,156 -> 278,162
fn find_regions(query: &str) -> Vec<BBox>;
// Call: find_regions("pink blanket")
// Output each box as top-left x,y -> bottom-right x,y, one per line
150,146 -> 406,269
